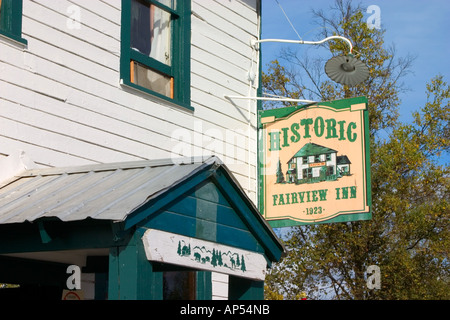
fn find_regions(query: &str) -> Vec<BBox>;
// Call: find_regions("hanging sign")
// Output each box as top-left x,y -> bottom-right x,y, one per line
258,97 -> 371,227
142,229 -> 268,280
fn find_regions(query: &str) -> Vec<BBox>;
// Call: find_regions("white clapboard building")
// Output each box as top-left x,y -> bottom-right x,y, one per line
0,0 -> 284,300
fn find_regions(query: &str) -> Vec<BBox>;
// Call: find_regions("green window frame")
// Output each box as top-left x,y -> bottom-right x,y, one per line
0,0 -> 27,45
120,0 -> 192,110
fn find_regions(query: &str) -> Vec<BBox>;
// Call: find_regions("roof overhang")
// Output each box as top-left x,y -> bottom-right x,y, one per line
0,155 -> 285,262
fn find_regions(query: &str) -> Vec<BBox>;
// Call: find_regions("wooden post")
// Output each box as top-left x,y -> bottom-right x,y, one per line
108,234 -> 162,300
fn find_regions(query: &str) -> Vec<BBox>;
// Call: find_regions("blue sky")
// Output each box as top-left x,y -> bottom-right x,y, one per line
260,0 -> 450,131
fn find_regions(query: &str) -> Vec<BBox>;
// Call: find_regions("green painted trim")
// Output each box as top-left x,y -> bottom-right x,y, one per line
196,271 -> 212,300
258,96 -> 368,124
0,219 -> 131,254
108,232 -> 162,300
119,0 -> 191,110
212,167 -> 284,262
268,212 -> 372,228
258,112 -> 267,228
228,276 -> 264,300
121,78 -> 194,111
126,161 -> 284,263
124,169 -> 215,230
173,0 -> 191,105
37,220 -> 52,244
129,49 -> 173,76
0,0 -> 27,45
364,106 -> 372,208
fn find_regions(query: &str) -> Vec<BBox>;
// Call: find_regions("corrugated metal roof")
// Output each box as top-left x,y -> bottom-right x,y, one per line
0,156 -> 219,224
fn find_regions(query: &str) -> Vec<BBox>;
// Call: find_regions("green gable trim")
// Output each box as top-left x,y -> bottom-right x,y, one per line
140,181 -> 255,245
211,167 -> 284,262
126,162 -> 284,263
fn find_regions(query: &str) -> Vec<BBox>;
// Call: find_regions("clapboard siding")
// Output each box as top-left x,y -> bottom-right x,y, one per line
191,28 -> 251,74
191,46 -> 249,90
43,0 -> 121,34
212,272 -> 229,300
26,1 -> 120,48
23,7 -> 119,70
27,35 -> 118,86
0,0 -> 260,199
209,0 -> 258,34
214,0 -> 259,20
0,136 -> 94,167
192,1 -> 256,48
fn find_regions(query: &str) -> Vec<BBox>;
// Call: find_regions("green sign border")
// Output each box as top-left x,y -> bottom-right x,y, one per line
258,96 -> 372,227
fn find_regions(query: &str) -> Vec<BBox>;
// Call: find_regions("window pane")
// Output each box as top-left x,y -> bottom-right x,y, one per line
130,0 -> 171,66
131,61 -> 173,98
156,0 -> 176,9
163,271 -> 196,300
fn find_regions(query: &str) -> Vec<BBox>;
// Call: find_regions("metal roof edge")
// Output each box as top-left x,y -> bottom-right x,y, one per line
18,155 -> 220,177
123,156 -> 221,218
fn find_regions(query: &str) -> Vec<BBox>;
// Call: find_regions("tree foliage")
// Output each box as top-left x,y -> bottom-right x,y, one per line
263,0 -> 449,300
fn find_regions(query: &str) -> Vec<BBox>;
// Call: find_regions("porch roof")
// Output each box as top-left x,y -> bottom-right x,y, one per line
0,155 -> 284,262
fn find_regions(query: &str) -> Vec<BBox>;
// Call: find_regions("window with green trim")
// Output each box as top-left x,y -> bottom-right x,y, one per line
121,0 -> 191,109
0,0 -> 27,45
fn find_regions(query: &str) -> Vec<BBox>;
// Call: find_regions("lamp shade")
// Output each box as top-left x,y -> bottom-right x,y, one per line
325,55 -> 369,86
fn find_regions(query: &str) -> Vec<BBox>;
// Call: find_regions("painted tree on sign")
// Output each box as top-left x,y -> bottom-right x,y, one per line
276,158 -> 285,183
241,255 -> 246,272
264,0 -> 449,300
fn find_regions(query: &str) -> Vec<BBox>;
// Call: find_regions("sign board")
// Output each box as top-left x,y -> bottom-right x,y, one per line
142,229 -> 268,280
258,97 -> 371,227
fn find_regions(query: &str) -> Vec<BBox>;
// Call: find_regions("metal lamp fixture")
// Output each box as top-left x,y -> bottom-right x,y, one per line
225,36 -> 369,104
325,54 -> 369,86
252,36 -> 369,87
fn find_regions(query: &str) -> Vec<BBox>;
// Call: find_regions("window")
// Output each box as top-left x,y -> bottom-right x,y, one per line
0,0 -> 26,45
121,0 -> 191,109
163,271 -> 196,300
327,166 -> 334,175
303,168 -> 313,179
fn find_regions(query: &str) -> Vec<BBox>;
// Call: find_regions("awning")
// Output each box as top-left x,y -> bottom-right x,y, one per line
0,156 -> 220,224
0,155 -> 285,263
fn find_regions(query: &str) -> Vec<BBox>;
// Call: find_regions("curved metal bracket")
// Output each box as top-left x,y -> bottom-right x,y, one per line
251,35 -> 353,54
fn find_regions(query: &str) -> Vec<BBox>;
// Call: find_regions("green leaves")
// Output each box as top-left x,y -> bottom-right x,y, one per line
263,1 -> 449,300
